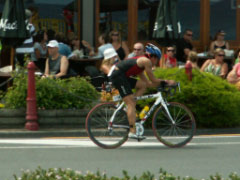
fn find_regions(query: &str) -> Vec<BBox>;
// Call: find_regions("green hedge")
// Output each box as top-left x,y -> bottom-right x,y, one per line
13,167 -> 240,180
151,68 -> 240,128
2,68 -> 99,109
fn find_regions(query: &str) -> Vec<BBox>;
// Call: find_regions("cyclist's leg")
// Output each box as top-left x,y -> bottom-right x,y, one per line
134,79 -> 147,97
122,94 -> 136,133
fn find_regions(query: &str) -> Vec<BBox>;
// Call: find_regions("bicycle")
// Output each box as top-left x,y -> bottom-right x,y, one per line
85,82 -> 196,149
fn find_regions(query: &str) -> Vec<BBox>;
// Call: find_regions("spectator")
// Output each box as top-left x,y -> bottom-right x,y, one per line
32,30 -> 48,61
109,30 -> 129,60
200,48 -> 228,78
81,40 -> 95,57
69,37 -> 84,59
160,45 -> 177,68
55,32 -> 72,58
234,49 -> 240,64
227,51 -> 240,90
127,42 -> 145,58
100,48 -> 118,75
209,30 -> 229,56
42,40 -> 69,78
176,29 -> 194,64
16,9 -> 36,66
96,33 -> 114,58
186,51 -> 199,69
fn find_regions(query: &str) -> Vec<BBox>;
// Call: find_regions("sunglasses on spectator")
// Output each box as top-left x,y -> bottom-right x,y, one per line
218,54 -> 225,57
167,49 -> 174,52
134,48 -> 142,51
186,33 -> 193,37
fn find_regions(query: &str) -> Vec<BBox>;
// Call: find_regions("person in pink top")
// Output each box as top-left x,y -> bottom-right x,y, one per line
227,51 -> 240,90
160,46 -> 177,68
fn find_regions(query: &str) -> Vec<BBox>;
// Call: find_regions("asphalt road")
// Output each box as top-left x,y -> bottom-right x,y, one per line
0,135 -> 240,180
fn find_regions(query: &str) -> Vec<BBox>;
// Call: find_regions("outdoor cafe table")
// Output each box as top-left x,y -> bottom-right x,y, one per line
68,57 -> 103,76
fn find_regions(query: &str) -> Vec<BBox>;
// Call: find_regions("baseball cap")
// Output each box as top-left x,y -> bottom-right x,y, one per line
47,40 -> 59,48
103,48 -> 118,60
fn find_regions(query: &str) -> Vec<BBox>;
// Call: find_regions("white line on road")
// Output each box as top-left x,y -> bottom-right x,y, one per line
0,135 -> 239,149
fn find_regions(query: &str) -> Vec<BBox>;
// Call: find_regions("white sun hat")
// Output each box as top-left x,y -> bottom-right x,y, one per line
103,48 -> 118,60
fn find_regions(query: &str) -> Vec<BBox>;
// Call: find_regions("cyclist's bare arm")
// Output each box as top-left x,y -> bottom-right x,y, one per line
137,57 -> 175,86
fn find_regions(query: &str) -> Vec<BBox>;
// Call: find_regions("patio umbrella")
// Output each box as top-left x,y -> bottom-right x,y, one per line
0,0 -> 29,47
0,0 -> 29,68
152,0 -> 180,46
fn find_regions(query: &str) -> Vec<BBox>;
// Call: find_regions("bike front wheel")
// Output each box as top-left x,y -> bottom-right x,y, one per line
152,102 -> 196,148
86,102 -> 129,149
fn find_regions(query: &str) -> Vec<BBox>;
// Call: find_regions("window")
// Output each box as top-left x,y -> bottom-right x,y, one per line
210,0 -> 236,40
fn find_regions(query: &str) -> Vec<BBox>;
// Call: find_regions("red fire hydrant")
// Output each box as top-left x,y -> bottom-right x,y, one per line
25,62 -> 39,130
185,62 -> 192,81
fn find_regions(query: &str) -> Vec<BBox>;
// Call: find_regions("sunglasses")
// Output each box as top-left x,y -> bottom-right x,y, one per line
167,49 -> 174,52
134,48 -> 142,51
186,33 -> 193,37
218,54 -> 225,57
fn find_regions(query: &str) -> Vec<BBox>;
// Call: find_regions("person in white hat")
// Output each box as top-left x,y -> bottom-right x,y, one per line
42,40 -> 69,78
100,48 -> 119,75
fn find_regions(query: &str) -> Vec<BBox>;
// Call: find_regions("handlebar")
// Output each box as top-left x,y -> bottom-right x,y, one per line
158,82 -> 181,96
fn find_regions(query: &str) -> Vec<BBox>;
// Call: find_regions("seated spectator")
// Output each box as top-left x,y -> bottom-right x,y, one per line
128,42 -> 145,58
96,33 -> 114,58
109,30 -> 129,60
32,30 -> 48,62
234,49 -> 240,64
200,48 -> 228,78
186,51 -> 199,69
227,50 -> 240,88
55,32 -> 72,58
176,29 -> 194,64
69,37 -> 84,59
160,45 -> 177,68
81,40 -> 95,56
42,40 -> 69,78
101,48 -> 119,74
209,30 -> 229,56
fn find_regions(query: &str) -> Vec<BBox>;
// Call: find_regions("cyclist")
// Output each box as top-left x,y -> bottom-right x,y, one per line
107,43 -> 175,139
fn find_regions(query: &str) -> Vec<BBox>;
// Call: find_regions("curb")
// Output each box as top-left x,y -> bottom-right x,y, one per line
0,128 -> 240,138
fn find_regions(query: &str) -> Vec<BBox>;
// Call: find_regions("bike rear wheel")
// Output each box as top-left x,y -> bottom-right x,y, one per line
86,102 -> 129,149
152,102 -> 196,148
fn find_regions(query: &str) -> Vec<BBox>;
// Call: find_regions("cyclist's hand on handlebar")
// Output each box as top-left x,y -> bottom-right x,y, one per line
165,80 -> 176,86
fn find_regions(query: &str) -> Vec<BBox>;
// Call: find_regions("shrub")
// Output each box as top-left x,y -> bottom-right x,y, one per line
151,68 -> 240,128
3,67 -> 100,109
13,167 -> 240,180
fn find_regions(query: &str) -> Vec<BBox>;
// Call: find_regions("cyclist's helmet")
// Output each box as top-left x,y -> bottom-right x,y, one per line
145,43 -> 162,60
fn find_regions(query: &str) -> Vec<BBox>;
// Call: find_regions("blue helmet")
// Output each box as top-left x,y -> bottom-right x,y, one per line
145,43 -> 162,59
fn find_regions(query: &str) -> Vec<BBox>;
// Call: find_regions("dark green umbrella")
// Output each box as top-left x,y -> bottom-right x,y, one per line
152,0 -> 179,46
0,0 -> 29,47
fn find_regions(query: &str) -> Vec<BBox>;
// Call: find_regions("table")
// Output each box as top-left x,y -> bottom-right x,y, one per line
69,57 -> 103,76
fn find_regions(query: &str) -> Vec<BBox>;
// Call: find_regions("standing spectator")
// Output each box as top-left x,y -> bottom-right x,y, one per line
209,30 -> 229,56
160,45 -> 177,68
55,32 -> 72,58
227,51 -> 240,90
200,48 -> 228,78
43,40 -> 69,78
109,30 -> 129,60
127,42 -> 145,58
16,9 -> 36,66
186,51 -> 199,69
176,29 -> 194,64
32,30 -> 48,62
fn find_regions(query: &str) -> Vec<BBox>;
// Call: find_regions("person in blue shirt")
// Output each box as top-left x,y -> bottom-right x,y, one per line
55,32 -> 72,58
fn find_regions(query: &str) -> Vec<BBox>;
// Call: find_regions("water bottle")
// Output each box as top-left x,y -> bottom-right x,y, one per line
139,106 -> 150,119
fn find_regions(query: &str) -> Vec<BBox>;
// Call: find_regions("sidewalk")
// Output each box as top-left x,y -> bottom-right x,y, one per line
0,127 -> 240,138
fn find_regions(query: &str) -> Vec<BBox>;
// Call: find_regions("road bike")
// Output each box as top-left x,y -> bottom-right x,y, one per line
85,82 -> 196,149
